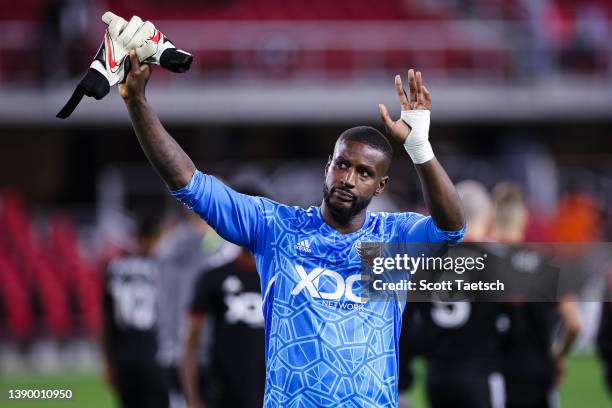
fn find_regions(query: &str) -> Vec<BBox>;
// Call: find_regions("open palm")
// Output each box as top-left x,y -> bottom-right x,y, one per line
379,69 -> 432,144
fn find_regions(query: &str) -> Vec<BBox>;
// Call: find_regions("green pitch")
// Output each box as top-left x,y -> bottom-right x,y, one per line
405,353 -> 610,408
0,374 -> 116,408
0,354 -> 609,407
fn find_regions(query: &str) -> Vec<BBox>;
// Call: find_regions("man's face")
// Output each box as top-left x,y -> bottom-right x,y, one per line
323,140 -> 389,225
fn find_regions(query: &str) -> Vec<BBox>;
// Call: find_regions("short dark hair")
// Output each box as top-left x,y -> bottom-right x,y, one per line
337,126 -> 393,162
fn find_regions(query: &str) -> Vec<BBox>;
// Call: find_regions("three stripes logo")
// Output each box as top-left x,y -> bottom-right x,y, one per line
296,239 -> 312,253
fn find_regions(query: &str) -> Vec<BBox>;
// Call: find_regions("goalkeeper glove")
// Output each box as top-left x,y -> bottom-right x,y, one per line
57,12 -> 193,119
101,12 -> 193,73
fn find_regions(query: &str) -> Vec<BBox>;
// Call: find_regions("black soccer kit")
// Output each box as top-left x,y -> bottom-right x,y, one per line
190,260 -> 265,408
398,302 -> 427,394
422,301 -> 509,408
500,246 -> 561,408
418,245 -> 511,408
598,299 -> 612,391
103,255 -> 169,408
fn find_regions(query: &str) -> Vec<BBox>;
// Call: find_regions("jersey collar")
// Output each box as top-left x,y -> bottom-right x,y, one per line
312,206 -> 371,238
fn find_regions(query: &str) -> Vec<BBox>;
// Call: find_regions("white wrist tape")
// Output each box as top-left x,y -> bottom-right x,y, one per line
401,110 -> 434,164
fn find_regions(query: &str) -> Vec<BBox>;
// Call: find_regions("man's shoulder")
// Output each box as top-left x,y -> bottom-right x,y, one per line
256,200 -> 320,222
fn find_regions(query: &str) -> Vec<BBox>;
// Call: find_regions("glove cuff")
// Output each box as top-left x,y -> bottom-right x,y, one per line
56,68 -> 110,119
159,48 -> 194,73
79,67 -> 111,100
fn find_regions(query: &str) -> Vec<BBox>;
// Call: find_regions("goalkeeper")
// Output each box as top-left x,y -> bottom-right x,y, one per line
111,13 -> 465,407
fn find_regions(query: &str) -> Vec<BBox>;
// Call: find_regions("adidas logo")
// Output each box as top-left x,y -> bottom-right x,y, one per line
295,239 -> 312,253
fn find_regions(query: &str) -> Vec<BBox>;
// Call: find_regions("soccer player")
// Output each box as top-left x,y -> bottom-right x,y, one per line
492,183 -> 581,408
156,210 -> 239,408
117,49 -> 465,406
183,245 -> 265,408
397,301 -> 426,408
99,213 -> 169,408
598,297 -> 612,393
420,180 -> 508,408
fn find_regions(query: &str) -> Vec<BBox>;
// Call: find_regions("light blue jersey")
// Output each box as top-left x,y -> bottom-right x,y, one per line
172,170 -> 465,407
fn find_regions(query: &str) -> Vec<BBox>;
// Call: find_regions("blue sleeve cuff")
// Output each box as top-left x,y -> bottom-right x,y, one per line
432,220 -> 467,245
170,170 -> 204,210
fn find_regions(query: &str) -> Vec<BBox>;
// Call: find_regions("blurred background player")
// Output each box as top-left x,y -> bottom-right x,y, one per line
420,180 -> 508,408
492,182 -> 582,408
182,185 -> 266,408
155,209 -> 239,408
597,280 -> 612,395
98,211 -> 169,408
398,301 -> 426,408
182,240 -> 265,407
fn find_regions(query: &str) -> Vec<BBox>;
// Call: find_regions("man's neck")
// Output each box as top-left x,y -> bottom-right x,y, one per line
320,201 -> 367,234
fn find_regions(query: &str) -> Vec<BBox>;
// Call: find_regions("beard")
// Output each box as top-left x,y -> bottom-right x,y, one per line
323,185 -> 373,226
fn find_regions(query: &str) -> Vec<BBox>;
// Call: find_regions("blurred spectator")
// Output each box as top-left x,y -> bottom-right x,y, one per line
550,192 -> 601,242
561,0 -> 609,74
39,0 -> 92,84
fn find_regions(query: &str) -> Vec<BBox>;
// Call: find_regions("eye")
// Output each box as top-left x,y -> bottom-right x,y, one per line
336,162 -> 348,169
360,170 -> 371,177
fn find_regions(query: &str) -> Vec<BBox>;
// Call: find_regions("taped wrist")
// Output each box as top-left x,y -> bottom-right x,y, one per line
401,110 -> 434,164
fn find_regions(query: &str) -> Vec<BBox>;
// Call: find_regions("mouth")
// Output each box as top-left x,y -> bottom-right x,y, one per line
332,188 -> 355,203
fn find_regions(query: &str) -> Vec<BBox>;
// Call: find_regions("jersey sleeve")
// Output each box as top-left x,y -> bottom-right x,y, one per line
170,170 -> 269,254
397,212 -> 466,244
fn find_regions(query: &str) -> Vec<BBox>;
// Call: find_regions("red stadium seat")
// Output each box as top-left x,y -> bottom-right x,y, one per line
0,249 -> 34,340
0,192 -> 96,338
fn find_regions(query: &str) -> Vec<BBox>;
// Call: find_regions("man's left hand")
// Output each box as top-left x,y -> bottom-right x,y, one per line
379,69 -> 431,144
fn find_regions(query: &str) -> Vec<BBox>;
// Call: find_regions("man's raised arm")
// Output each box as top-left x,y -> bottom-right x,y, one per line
119,51 -> 195,190
119,51 -> 264,251
379,69 -> 464,232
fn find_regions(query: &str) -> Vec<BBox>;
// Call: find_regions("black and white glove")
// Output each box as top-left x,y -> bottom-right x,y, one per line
101,12 -> 193,74
57,12 -> 193,119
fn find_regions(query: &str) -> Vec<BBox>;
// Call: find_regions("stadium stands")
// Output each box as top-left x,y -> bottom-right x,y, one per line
1,0 -> 611,84
0,191 -> 100,340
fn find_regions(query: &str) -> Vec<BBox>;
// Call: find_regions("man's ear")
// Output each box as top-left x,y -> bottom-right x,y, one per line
374,176 -> 389,196
324,155 -> 332,176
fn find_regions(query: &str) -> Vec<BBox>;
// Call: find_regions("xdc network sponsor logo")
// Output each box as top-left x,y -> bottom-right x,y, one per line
291,265 -> 368,304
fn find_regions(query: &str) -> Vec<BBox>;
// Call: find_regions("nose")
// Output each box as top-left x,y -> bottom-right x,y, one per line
341,169 -> 356,189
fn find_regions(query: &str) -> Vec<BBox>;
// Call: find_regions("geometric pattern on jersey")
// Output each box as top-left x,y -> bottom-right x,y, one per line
172,170 -> 465,407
